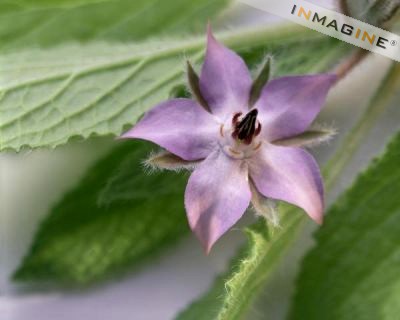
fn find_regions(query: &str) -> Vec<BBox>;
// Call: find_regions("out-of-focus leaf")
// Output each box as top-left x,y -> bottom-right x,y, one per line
288,130 -> 400,320
341,0 -> 399,26
13,35 -> 350,285
13,141 -> 189,284
0,0 -> 230,51
0,0 -> 231,151
0,27 -> 350,151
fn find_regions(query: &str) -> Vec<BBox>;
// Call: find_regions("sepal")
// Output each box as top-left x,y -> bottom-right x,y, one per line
186,60 -> 211,112
271,125 -> 337,148
250,180 -> 280,227
144,150 -> 199,172
249,56 -> 272,107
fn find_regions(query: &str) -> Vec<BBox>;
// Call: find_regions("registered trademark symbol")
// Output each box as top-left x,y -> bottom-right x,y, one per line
390,40 -> 398,46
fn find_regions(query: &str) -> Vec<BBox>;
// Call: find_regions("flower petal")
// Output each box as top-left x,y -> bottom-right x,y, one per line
255,74 -> 337,141
199,25 -> 252,119
185,149 -> 251,253
121,98 -> 219,161
249,144 -> 324,224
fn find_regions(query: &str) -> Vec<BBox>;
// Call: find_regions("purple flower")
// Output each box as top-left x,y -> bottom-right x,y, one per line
122,26 -> 337,253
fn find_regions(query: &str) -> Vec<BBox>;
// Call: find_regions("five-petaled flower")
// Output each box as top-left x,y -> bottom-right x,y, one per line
122,26 -> 337,253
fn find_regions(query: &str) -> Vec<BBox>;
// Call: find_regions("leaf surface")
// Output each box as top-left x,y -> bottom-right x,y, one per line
13,141 -> 189,284
0,0 -> 229,51
0,28 -> 349,151
289,130 -> 400,320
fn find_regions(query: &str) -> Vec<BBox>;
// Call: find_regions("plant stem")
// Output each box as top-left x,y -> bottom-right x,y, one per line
339,0 -> 351,17
335,49 -> 368,80
324,62 -> 400,191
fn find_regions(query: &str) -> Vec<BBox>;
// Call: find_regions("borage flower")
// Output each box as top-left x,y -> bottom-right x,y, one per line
122,26 -> 337,253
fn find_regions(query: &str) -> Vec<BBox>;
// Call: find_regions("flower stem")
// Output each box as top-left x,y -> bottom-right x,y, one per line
324,61 -> 400,191
335,49 -> 368,80
339,0 -> 351,16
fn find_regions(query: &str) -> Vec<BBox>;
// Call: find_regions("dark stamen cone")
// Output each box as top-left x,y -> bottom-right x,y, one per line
233,109 -> 259,144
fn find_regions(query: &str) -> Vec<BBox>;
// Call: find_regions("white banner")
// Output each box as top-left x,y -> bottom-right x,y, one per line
239,0 -> 400,62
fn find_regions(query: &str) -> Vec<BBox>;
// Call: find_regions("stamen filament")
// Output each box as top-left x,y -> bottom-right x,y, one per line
253,141 -> 262,151
220,124 -> 225,137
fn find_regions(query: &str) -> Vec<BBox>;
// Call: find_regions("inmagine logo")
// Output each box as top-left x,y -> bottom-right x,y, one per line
291,4 -> 389,49
239,0 -> 400,62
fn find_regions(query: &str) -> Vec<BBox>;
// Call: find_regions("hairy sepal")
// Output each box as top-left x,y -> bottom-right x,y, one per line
144,150 -> 199,172
271,125 -> 337,148
250,181 -> 280,227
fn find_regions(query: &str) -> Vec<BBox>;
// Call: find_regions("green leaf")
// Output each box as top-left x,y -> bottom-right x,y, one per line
13,141 -> 190,284
0,0 -> 229,51
0,0 -> 230,151
0,28 -> 350,151
340,0 -> 400,26
289,130 -> 400,320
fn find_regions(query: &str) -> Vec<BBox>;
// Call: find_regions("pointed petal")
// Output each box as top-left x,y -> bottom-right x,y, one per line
121,99 -> 219,161
249,144 -> 324,224
199,25 -> 252,119
255,74 -> 337,141
185,149 -> 251,253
